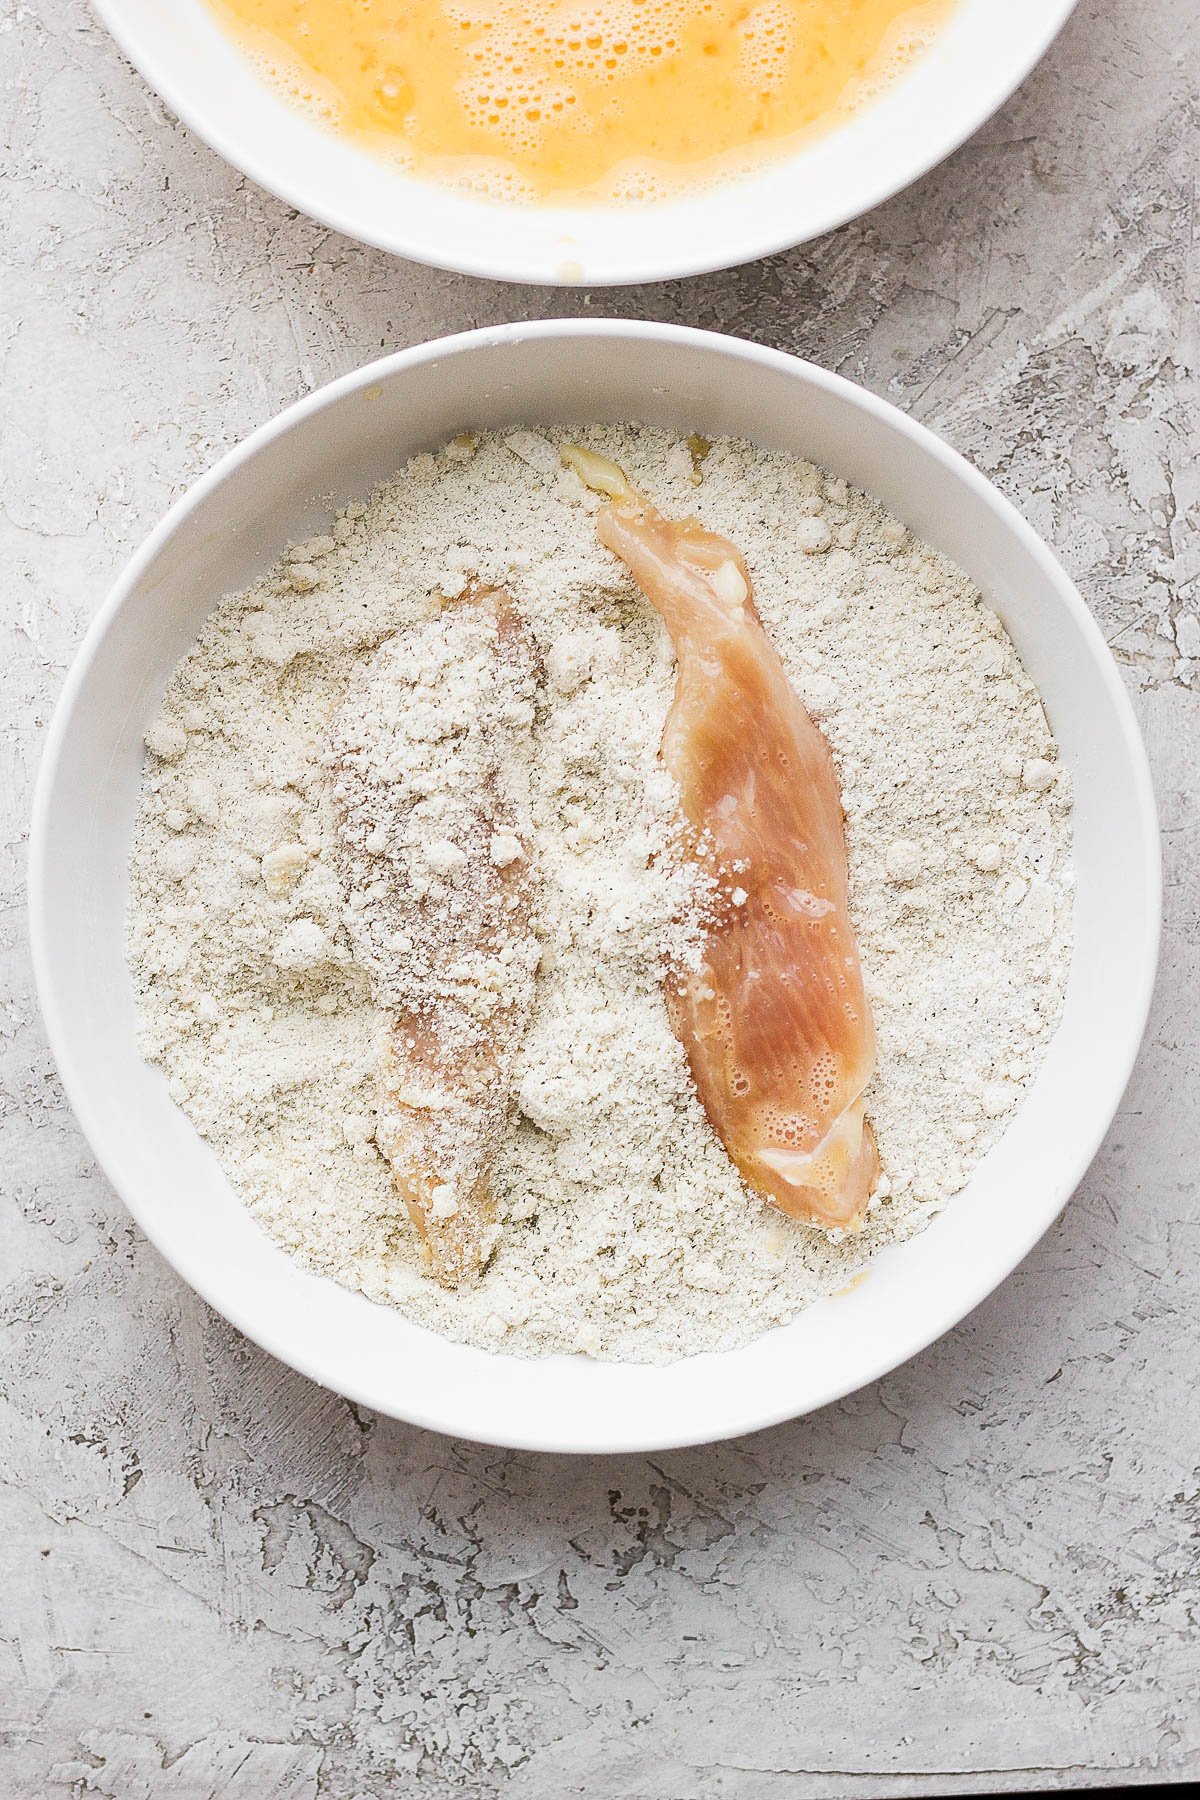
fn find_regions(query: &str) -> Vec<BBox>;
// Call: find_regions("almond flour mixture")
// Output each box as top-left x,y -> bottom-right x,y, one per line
128,425 -> 1073,1362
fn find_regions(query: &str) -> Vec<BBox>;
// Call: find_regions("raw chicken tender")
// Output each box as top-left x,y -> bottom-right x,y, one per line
328,584 -> 540,1285
582,457 -> 879,1231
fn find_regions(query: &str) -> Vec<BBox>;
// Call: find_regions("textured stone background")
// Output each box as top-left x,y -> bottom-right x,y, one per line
2,0 -> 1197,1794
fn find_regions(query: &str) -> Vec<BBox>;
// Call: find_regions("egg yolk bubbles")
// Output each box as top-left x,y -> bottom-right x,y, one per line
210,0 -> 956,203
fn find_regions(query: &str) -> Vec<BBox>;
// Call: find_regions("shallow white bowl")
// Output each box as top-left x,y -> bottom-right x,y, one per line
30,322 -> 1159,1452
94,0 -> 1078,284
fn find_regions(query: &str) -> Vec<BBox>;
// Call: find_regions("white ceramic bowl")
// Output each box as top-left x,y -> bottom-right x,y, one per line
30,321 -> 1159,1452
93,0 -> 1078,285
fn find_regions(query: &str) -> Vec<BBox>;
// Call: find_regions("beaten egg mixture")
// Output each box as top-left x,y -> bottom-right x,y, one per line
209,0 -> 956,201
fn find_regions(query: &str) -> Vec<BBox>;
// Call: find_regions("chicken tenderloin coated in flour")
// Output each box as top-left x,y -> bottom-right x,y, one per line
327,583 -> 541,1286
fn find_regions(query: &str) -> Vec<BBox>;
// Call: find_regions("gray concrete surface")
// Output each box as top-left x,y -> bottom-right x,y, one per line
2,0 -> 1197,1793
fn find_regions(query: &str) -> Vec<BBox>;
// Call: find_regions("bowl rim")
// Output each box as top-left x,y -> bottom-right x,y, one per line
90,0 -> 1081,285
28,319 -> 1162,1450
